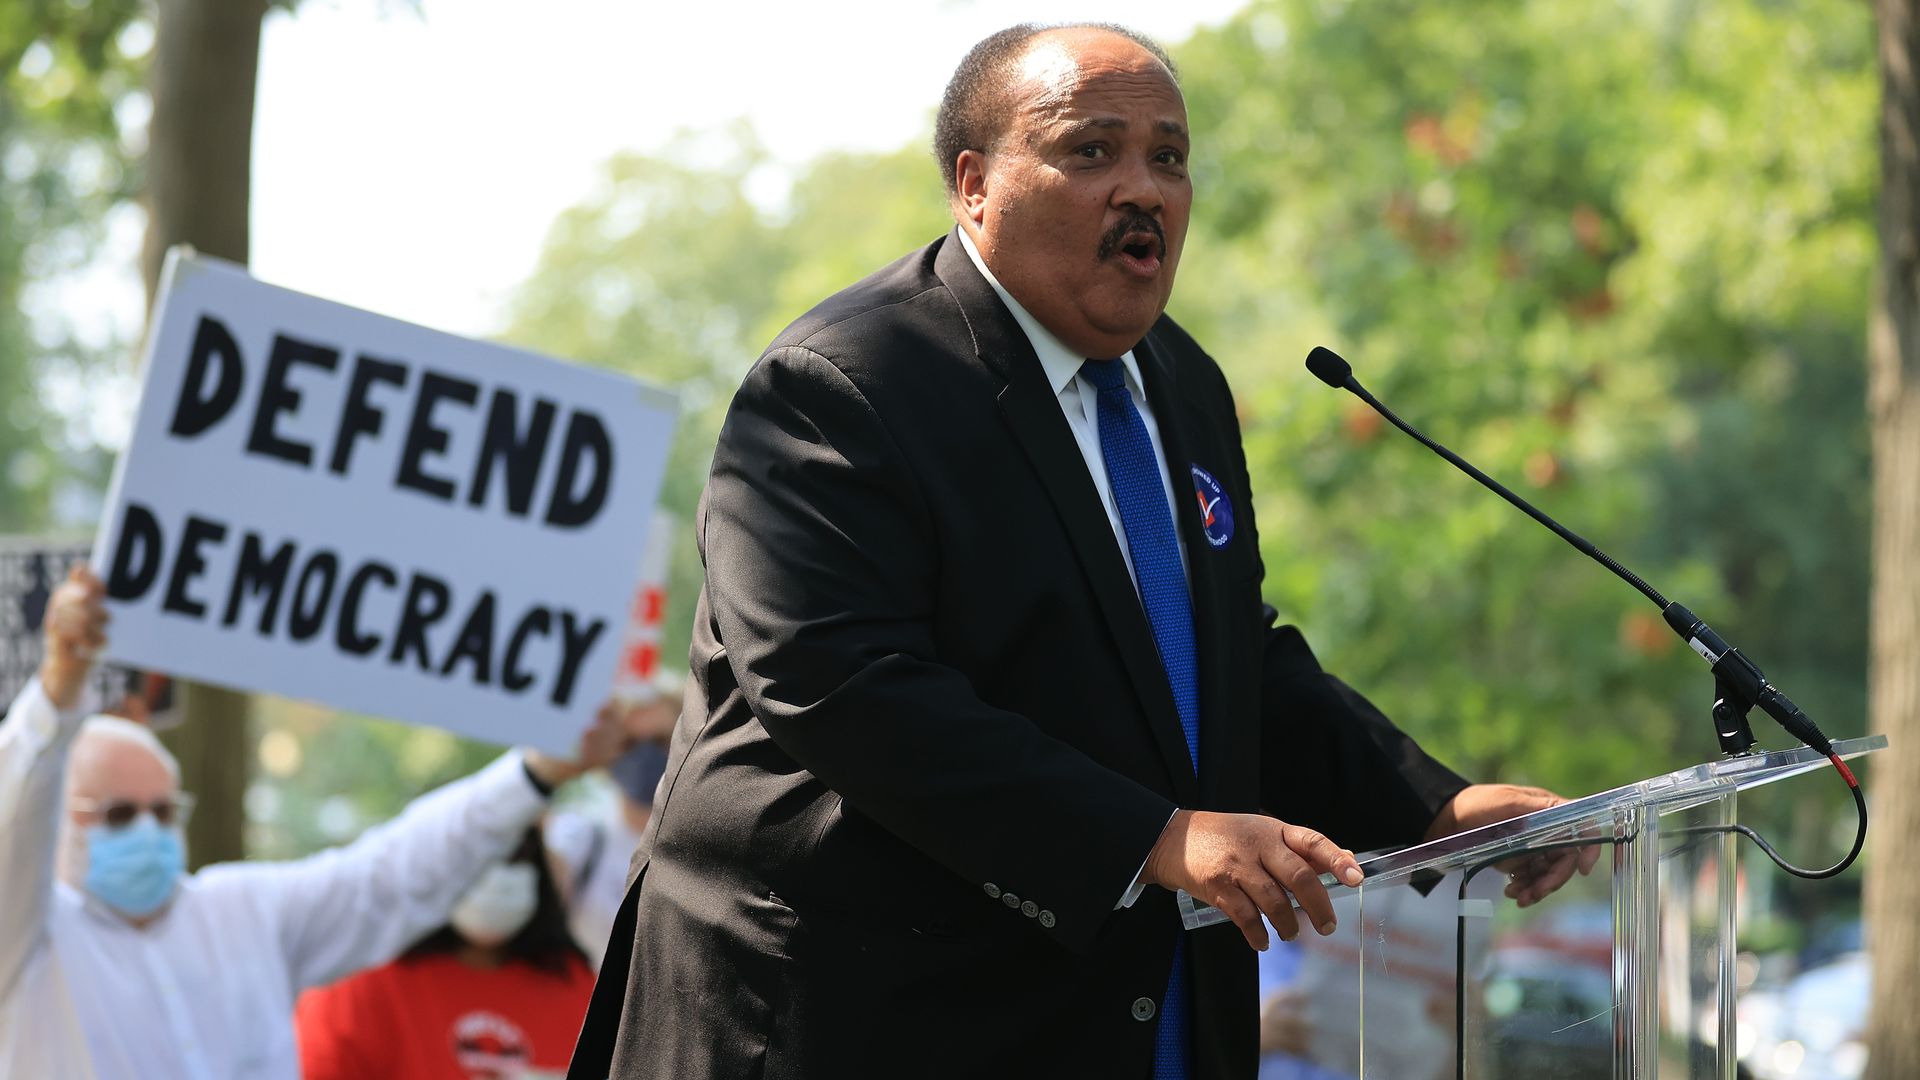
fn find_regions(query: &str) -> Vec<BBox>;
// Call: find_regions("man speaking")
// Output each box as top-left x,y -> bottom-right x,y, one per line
572,23 -> 1585,1079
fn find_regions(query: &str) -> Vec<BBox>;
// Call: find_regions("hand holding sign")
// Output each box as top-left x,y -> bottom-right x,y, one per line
524,698 -> 640,789
39,564 -> 108,711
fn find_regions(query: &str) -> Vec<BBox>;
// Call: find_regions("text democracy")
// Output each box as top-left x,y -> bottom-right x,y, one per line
105,502 -> 606,707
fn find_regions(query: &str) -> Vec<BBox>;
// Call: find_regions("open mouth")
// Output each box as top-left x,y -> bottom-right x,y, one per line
1115,234 -> 1163,275
1100,217 -> 1167,277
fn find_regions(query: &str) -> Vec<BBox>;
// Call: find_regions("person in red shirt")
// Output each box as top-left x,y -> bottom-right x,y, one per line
296,825 -> 595,1079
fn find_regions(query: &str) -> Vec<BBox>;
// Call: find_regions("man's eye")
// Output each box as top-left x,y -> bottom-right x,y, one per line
1156,150 -> 1187,167
1077,145 -> 1108,159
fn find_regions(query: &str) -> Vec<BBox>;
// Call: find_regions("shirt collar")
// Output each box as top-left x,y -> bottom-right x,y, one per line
955,227 -> 1145,399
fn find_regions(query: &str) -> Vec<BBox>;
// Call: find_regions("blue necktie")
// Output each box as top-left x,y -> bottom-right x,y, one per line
1081,358 -> 1197,1080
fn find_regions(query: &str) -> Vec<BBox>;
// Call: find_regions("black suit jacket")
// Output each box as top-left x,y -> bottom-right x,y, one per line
570,232 -> 1467,1080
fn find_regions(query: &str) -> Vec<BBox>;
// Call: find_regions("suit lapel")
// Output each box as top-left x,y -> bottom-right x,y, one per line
934,234 -> 1200,804
1134,332 -> 1239,803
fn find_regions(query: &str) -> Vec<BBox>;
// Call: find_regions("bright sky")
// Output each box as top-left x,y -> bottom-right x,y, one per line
50,0 -> 1246,463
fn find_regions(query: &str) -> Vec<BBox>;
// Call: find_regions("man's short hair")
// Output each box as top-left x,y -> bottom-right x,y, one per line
74,714 -> 181,783
932,23 -> 1180,195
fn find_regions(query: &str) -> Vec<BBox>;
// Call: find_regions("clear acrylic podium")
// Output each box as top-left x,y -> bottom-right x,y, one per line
1265,735 -> 1884,1080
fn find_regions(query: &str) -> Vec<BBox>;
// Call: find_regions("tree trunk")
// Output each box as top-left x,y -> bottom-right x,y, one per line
1866,2 -> 1920,1077
140,0 -> 267,300
140,0 -> 268,869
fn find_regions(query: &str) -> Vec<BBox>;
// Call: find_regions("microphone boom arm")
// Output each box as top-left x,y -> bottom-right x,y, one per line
1304,345 -> 1863,879
1308,346 -> 1826,758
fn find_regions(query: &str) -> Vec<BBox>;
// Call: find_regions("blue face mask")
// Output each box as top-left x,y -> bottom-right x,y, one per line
608,740 -> 670,806
85,819 -> 186,918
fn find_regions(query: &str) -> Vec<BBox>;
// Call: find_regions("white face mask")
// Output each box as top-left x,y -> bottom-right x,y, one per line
448,862 -> 540,949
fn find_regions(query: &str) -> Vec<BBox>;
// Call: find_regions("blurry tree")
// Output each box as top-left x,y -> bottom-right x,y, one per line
500,128 -> 785,669
499,131 -> 949,670
143,0 -> 270,869
0,0 -> 144,531
1173,0 -> 1874,803
1865,1 -> 1920,1074
0,0 -> 261,867
139,0 -> 265,299
245,696 -> 500,858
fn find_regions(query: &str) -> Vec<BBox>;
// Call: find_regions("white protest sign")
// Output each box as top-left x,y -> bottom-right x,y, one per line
93,250 -> 678,754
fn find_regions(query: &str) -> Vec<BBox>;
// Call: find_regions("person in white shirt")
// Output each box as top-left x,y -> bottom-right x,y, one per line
546,681 -> 677,968
0,564 -> 628,1079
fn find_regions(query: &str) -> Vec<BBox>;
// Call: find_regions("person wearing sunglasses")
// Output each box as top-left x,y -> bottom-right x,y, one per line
0,565 -> 633,1079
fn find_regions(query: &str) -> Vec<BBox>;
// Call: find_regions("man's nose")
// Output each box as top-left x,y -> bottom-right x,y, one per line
1110,154 -> 1165,215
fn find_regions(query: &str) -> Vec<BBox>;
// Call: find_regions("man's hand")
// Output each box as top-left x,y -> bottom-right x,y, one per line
1425,783 -> 1602,907
1141,809 -> 1364,951
524,700 -> 636,790
612,695 -> 679,742
39,564 -> 107,711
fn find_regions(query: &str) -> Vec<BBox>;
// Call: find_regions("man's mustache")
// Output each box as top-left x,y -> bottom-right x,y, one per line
1098,214 -> 1166,261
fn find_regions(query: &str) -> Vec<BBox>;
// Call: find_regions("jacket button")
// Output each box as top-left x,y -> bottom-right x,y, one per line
1131,996 -> 1156,1021
983,883 -> 1001,899
1038,910 -> 1056,928
1002,892 -> 1021,909
1020,900 -> 1038,918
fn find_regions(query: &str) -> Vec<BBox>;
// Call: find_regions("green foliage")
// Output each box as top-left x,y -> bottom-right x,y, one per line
244,697 -> 505,858
1171,0 -> 1873,793
498,130 -> 950,671
0,2 -> 146,531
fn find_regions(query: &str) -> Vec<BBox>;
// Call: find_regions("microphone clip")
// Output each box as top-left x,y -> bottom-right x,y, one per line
1711,674 -> 1759,756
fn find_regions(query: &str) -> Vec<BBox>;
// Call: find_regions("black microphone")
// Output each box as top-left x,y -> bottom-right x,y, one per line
1304,345 -> 1834,760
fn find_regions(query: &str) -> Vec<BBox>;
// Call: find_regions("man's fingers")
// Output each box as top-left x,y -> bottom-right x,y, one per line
1576,842 -> 1602,876
1212,888 -> 1269,951
1260,847 -> 1337,936
66,563 -> 104,596
1282,823 -> 1363,887
48,596 -> 106,644
1277,824 -> 1349,925
1504,847 -> 1596,907
1243,872 -> 1301,942
1519,852 -> 1580,906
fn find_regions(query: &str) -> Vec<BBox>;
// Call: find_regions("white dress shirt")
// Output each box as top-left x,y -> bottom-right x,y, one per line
957,229 -> 1190,587
0,679 -> 550,1080
957,229 -> 1186,909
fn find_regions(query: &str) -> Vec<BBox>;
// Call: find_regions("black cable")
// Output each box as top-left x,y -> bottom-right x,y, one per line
1453,837 -> 1626,1080
1708,766 -> 1868,881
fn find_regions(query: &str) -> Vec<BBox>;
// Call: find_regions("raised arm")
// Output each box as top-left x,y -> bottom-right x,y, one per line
0,566 -> 106,995
204,709 -> 629,991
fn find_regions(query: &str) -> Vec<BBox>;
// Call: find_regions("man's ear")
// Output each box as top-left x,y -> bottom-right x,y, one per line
954,149 -> 990,226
